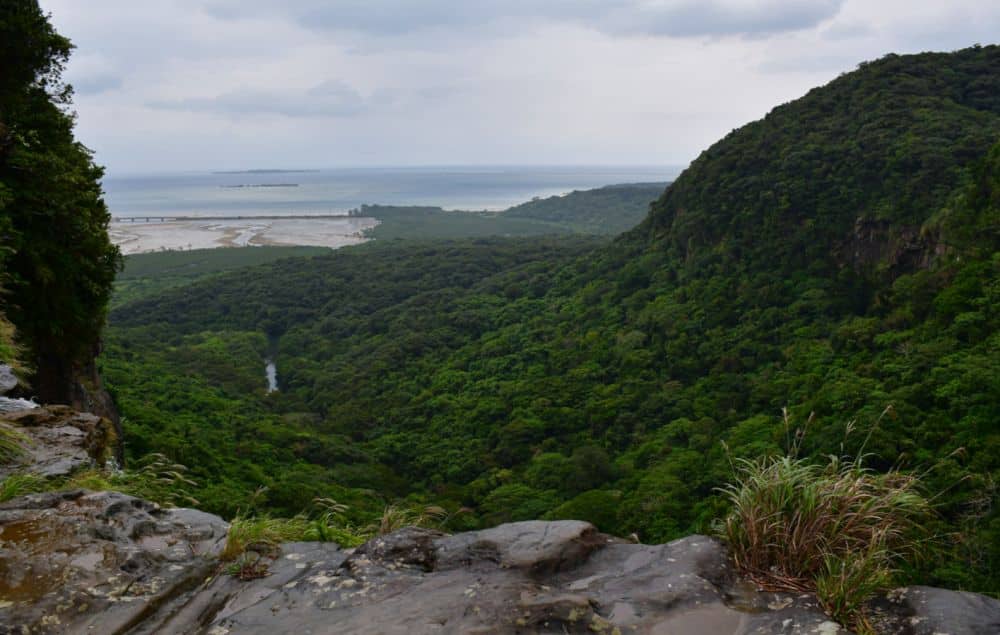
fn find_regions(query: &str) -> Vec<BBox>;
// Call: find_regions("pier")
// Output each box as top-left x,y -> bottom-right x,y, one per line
113,214 -> 356,223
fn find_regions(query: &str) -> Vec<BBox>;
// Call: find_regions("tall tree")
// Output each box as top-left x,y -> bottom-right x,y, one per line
0,0 -> 121,401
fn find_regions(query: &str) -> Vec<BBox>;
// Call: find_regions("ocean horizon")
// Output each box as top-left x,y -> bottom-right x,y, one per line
103,165 -> 682,219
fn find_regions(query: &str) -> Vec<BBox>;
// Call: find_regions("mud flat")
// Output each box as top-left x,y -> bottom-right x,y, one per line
110,217 -> 377,254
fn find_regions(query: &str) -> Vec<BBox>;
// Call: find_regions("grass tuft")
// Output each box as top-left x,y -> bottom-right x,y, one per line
65,453 -> 199,508
718,452 -> 930,631
0,472 -> 46,502
369,504 -> 450,536
220,515 -> 309,562
0,424 -> 29,463
220,498 -> 460,577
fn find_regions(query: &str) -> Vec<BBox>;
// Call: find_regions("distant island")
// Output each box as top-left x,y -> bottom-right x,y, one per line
213,169 -> 320,174
220,183 -> 300,188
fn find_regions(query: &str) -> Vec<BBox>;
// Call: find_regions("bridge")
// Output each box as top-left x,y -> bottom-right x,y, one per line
112,214 -> 357,223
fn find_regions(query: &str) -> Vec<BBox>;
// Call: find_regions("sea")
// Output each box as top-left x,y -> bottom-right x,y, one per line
102,166 -> 681,218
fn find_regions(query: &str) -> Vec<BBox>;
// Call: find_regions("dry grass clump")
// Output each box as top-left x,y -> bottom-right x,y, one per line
220,515 -> 310,562
220,499 -> 464,580
67,453 -> 199,508
719,452 -> 930,631
369,504 -> 450,536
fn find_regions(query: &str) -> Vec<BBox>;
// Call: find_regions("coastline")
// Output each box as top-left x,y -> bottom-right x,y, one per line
109,217 -> 377,254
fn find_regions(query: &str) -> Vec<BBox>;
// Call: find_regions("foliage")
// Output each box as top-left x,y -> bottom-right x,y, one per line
303,497 -> 369,547
102,47 -> 1000,597
0,0 -> 121,400
221,514 -> 309,562
816,548 -> 893,634
718,452 -> 929,628
103,238 -> 601,520
0,451 -> 197,509
221,497 -> 398,568
64,453 -> 199,507
112,246 -> 331,308
503,183 -> 666,234
352,183 -> 662,240
0,423 -> 29,462
632,46 -> 1000,277
0,472 -> 44,502
369,503 -> 450,536
0,310 -> 27,375
355,205 -> 575,240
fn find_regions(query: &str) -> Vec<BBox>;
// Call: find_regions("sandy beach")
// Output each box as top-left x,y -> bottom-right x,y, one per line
110,217 -> 378,254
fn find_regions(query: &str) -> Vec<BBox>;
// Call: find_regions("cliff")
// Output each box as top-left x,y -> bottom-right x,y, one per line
1,407 -> 998,634
0,1 -> 121,426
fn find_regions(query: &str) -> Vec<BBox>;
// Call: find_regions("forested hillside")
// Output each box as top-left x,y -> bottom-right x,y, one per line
104,46 -> 1000,594
353,182 -> 665,240
502,182 -> 667,234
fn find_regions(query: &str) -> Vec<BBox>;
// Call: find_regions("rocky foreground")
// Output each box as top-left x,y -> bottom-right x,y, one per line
1,408 -> 999,634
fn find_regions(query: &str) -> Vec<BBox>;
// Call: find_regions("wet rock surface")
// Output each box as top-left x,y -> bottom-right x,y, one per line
1,500 -> 998,634
870,585 -> 1000,635
0,405 -> 118,479
0,489 -> 228,634
175,524 -> 846,635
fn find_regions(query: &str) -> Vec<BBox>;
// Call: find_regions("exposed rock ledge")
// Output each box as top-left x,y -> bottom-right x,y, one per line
0,406 -> 118,480
1,409 -> 998,634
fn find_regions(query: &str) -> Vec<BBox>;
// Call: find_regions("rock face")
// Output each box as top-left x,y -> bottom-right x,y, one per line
0,406 -> 118,479
1,500 -> 999,634
0,490 -> 228,634
0,508 -> 846,635
183,524 -> 857,635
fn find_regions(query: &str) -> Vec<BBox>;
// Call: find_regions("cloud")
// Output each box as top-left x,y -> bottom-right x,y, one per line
149,80 -> 372,118
203,0 -> 845,39
603,0 -> 846,37
37,0 -> 1000,173
71,74 -> 123,96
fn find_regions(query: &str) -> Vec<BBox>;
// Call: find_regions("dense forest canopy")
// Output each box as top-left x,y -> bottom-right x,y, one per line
105,46 -> 1000,595
351,182 -> 666,240
0,1 -> 120,397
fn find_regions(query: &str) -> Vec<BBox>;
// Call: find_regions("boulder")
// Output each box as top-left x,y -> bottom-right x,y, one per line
870,585 -> 1000,635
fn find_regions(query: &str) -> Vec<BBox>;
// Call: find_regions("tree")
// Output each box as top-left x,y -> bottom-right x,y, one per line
0,0 -> 121,401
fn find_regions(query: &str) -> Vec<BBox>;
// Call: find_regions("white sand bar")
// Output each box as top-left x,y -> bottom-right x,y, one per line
110,217 -> 377,255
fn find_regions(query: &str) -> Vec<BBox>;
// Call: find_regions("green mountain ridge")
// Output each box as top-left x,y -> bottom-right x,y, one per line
104,46 -> 1000,594
351,182 -> 668,239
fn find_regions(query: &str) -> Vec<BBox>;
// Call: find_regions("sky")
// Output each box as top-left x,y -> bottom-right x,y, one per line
40,0 -> 1000,174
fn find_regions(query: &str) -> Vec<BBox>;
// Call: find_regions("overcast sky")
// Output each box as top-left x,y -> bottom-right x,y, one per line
40,0 -> 999,174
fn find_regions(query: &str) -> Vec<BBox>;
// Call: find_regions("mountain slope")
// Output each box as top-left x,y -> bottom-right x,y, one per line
632,46 -> 1000,274
104,46 -> 1000,594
